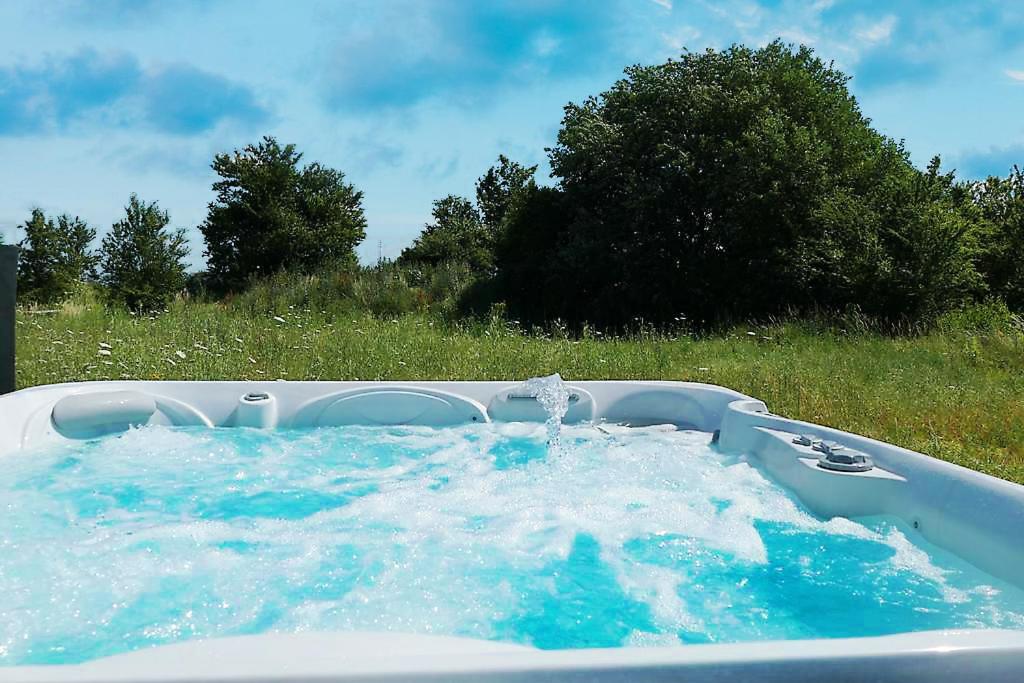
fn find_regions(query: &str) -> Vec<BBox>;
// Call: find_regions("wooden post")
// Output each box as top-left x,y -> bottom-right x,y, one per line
0,245 -> 17,394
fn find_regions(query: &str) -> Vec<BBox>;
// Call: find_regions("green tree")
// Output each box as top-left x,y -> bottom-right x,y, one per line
400,157 -> 538,280
511,41 -> 981,327
17,210 -> 99,304
99,195 -> 189,311
399,196 -> 493,275
972,167 -> 1024,311
475,155 -> 538,232
200,136 -> 367,291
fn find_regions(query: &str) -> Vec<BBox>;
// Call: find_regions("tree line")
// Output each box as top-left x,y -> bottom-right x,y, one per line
7,41 -> 1024,329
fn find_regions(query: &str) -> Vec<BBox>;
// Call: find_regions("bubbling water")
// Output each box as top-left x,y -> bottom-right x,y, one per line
521,373 -> 570,450
0,422 -> 1022,665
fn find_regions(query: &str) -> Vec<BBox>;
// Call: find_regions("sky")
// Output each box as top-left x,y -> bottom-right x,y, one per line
1,0 -> 1022,268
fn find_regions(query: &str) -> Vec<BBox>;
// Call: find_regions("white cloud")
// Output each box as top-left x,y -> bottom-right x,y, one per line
855,15 -> 897,45
1005,69 -> 1024,82
650,0 -> 672,10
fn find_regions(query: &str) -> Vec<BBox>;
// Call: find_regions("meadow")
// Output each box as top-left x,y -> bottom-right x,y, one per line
15,294 -> 1024,486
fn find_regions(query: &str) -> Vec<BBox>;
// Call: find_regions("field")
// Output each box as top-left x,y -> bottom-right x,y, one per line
15,298 -> 1024,485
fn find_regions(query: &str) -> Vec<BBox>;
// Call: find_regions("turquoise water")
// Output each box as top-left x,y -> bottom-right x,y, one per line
1,422 -> 1023,665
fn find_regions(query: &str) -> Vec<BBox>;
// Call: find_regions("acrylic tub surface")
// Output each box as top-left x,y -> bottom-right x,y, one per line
0,380 -> 1022,682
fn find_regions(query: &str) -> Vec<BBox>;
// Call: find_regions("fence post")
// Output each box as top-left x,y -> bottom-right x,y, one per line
0,245 -> 17,394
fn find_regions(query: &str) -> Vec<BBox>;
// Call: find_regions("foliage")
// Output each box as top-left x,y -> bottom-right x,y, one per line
16,210 -> 99,305
99,195 -> 189,311
200,136 -> 366,292
475,154 -> 538,231
400,156 -> 538,280
502,41 -> 982,329
492,186 -> 574,322
972,167 -> 1024,312
399,196 -> 493,276
227,259 -> 476,320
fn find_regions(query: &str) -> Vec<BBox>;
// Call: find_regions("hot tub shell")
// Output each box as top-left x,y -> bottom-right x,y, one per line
1,379 -> 1022,682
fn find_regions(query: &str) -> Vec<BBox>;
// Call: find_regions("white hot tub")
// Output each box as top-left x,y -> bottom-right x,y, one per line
0,379 -> 1021,682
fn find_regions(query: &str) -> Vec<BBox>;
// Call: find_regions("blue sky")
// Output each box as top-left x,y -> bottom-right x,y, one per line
1,0 -> 1022,267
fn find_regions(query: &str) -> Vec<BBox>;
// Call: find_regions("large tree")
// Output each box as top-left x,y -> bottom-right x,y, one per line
508,41 -> 979,327
201,137 -> 367,291
17,210 -> 99,304
99,195 -> 189,311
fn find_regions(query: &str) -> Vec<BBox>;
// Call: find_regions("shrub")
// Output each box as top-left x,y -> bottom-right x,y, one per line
99,195 -> 189,311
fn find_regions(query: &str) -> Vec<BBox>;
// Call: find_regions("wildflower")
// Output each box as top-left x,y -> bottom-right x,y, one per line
175,350 -> 186,359
97,349 -> 112,357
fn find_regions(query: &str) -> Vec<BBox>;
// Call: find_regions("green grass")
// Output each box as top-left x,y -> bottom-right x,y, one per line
15,298 -> 1024,485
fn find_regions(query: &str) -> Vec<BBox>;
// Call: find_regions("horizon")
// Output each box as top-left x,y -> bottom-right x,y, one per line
1,0 -> 1022,269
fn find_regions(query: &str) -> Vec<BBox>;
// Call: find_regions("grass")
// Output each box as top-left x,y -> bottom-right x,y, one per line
14,297 -> 1024,485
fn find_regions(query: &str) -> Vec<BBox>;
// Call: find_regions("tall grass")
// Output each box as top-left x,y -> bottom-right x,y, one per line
13,290 -> 1024,485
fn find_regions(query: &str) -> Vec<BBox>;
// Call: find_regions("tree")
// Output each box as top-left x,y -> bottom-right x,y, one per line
17,210 -> 99,304
400,157 -> 538,279
200,137 -> 366,291
972,167 -> 1024,311
475,155 -> 538,232
512,41 -> 981,327
399,196 -> 493,275
99,195 -> 189,311
492,186 -> 574,322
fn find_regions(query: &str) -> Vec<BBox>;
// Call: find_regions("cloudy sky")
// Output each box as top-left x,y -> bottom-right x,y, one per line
1,0 -> 1022,266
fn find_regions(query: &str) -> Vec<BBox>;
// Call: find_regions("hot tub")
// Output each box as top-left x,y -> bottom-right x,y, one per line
0,379 -> 1022,682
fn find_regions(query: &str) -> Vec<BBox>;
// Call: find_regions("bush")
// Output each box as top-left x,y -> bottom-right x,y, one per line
16,210 -> 99,305
99,195 -> 189,311
201,136 -> 366,292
